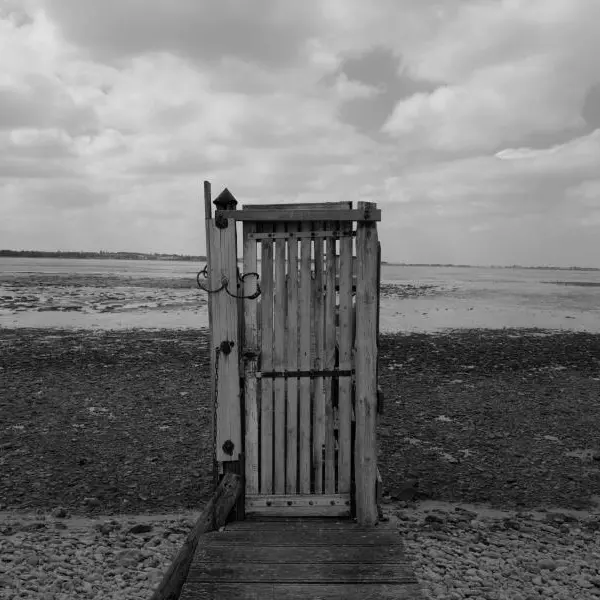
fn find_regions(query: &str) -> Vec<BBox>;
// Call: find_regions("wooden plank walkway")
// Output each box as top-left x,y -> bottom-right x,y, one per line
179,518 -> 423,599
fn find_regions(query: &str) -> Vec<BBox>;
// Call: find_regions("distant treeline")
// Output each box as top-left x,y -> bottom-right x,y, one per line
2,251 -> 598,270
0,250 -> 206,261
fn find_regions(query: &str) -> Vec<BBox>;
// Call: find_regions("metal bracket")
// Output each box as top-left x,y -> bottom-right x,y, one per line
222,440 -> 235,456
242,348 -> 260,361
258,369 -> 354,379
215,214 -> 228,229
219,340 -> 234,355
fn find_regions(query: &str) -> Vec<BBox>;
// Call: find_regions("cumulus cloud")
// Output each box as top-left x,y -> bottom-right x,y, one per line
0,0 -> 599,265
42,0 -> 324,67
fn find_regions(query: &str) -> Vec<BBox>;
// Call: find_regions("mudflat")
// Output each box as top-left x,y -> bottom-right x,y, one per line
1,327 -> 599,515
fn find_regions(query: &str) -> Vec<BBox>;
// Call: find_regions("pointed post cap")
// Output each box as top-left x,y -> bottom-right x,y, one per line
213,188 -> 238,211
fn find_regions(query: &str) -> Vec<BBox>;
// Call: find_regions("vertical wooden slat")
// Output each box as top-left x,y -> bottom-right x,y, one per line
298,222 -> 312,494
312,222 -> 325,494
260,228 -> 274,494
355,201 -> 379,526
324,223 -> 337,494
273,224 -> 287,494
286,223 -> 299,494
337,226 -> 353,494
243,222 -> 259,495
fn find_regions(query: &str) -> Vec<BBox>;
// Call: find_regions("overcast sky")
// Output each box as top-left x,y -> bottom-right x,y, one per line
1,0 -> 599,266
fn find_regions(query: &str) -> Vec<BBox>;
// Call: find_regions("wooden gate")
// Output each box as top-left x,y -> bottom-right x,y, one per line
202,182 -> 381,525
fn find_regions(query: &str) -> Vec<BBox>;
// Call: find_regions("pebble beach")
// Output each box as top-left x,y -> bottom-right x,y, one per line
2,502 -> 600,599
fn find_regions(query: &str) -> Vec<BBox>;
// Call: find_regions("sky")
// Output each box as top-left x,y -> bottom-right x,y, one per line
1,0 -> 600,267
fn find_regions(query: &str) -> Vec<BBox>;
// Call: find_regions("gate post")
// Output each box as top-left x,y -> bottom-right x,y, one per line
354,201 -> 379,526
205,185 -> 243,517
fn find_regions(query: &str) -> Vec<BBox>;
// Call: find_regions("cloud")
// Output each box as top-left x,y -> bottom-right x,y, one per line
383,0 -> 600,152
1,0 -> 599,265
42,0 -> 324,67
0,79 -> 96,134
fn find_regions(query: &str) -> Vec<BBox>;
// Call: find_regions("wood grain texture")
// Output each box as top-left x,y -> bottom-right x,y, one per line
180,583 -> 423,600
218,208 -> 381,222
273,223 -> 287,494
250,230 -> 349,240
193,544 -> 407,563
193,529 -> 402,546
337,228 -> 354,495
354,202 -> 379,526
150,472 -> 242,600
260,227 -> 274,494
202,182 -> 217,488
286,222 -> 299,494
242,222 -> 259,495
208,214 -> 241,464
179,519 -> 423,599
312,222 -> 325,494
323,222 -> 337,494
245,493 -> 350,518
245,202 -> 352,211
298,222 -> 312,494
188,562 -> 415,583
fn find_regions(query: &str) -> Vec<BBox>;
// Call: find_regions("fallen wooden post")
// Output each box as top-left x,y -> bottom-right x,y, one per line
150,472 -> 243,600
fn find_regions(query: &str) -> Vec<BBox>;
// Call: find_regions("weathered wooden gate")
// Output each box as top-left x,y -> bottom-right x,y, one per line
201,181 -> 381,526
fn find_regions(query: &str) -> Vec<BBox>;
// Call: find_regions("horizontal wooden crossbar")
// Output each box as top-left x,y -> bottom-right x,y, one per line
216,208 -> 381,222
249,230 -> 355,240
245,494 -> 351,518
246,202 -> 352,210
257,369 -> 354,379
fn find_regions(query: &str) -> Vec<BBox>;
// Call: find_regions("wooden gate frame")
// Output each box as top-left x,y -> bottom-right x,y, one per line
202,181 -> 382,526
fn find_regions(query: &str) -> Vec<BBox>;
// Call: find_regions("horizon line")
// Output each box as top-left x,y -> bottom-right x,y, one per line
1,249 -> 599,271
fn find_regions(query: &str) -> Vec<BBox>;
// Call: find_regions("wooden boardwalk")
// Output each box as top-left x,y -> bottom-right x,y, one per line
179,518 -> 423,599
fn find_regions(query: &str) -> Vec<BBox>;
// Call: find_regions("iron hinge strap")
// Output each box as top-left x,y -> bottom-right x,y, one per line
257,369 -> 354,379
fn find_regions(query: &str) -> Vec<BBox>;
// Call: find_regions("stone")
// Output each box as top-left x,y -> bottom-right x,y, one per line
117,549 -> 144,567
538,559 -> 557,571
83,497 -> 101,508
128,523 -> 153,534
51,507 -> 69,519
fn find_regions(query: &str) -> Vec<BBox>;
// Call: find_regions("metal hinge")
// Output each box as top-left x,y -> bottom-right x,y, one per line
258,369 -> 354,379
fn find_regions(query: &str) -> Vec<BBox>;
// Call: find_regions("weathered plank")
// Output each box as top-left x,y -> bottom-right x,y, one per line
207,211 -> 241,464
312,222 -> 325,494
225,519 -> 381,529
354,201 -> 379,526
324,222 -> 337,494
249,230 -> 351,240
260,228 -> 274,494
243,222 -> 259,495
181,583 -> 423,600
245,202 -> 352,211
337,228 -> 354,495
245,493 -> 350,518
298,222 -> 312,494
194,544 -> 407,563
273,223 -> 287,494
219,208 -> 381,222
202,182 -> 217,488
198,529 -> 403,546
150,472 -> 242,600
286,222 -> 299,494
188,562 -> 416,584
